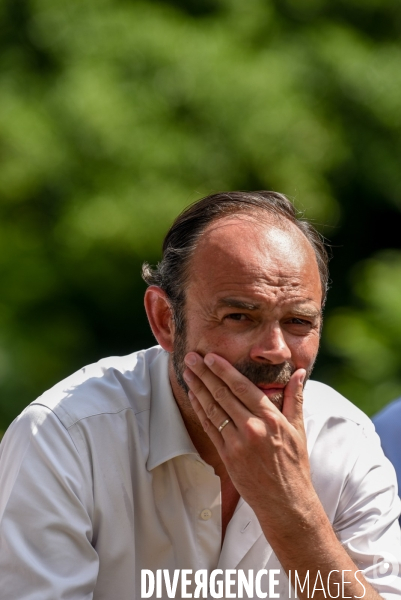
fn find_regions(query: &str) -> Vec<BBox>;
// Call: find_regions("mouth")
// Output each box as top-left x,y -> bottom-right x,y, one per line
256,384 -> 285,401
257,383 -> 285,390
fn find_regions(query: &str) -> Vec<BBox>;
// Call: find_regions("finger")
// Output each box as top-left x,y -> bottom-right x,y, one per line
184,354 -> 251,423
183,366 -> 237,434
200,352 -> 280,416
282,369 -> 306,427
187,390 -> 226,452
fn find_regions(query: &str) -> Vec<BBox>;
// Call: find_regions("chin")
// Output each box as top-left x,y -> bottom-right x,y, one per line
269,392 -> 284,412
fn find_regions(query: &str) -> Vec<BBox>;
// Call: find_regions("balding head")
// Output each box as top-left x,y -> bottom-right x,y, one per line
142,191 -> 329,335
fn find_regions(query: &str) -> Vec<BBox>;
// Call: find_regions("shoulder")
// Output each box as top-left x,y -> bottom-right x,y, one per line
29,345 -> 168,429
302,381 -> 401,532
303,379 -> 373,431
302,380 -> 378,464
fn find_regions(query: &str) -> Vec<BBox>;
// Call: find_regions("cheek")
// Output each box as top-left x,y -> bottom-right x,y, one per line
299,336 -> 319,367
290,334 -> 320,368
190,329 -> 247,361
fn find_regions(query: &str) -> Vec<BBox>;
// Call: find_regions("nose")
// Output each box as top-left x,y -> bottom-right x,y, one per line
249,324 -> 292,364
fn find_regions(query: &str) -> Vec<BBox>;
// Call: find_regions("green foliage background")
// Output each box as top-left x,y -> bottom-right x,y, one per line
1,0 -> 401,432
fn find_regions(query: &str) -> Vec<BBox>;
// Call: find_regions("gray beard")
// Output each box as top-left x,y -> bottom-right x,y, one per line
172,328 -> 313,412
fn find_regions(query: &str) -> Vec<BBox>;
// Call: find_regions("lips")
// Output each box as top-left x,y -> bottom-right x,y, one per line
256,384 -> 285,403
257,384 -> 285,393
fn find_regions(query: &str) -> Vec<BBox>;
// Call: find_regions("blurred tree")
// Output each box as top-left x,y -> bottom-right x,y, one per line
0,0 -> 401,430
321,251 -> 401,415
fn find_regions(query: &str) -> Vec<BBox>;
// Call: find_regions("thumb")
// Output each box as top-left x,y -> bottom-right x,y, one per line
282,369 -> 306,427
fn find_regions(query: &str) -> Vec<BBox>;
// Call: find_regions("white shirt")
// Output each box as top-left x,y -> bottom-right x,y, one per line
0,346 -> 400,599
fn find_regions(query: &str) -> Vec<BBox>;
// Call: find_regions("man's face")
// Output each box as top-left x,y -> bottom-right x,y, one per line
172,214 -> 322,411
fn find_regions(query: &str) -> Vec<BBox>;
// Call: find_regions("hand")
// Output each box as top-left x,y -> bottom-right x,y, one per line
183,353 -> 383,600
183,352 -> 316,534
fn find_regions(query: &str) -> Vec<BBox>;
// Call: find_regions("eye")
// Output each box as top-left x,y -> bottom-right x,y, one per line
285,317 -> 315,331
225,313 -> 249,321
289,318 -> 311,326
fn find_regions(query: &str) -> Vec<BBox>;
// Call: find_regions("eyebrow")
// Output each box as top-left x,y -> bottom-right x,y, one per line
216,298 -> 261,311
291,307 -> 322,319
216,297 -> 322,318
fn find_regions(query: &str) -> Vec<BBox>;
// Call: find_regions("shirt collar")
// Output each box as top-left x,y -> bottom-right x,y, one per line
146,348 -> 198,471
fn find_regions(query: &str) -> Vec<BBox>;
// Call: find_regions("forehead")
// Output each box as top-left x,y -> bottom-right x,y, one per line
187,214 -> 322,304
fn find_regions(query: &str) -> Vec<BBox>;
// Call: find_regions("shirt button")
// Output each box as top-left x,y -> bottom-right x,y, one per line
200,508 -> 212,520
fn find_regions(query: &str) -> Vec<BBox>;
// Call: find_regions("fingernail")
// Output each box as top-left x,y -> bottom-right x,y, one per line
188,390 -> 195,402
183,369 -> 194,382
204,355 -> 214,367
185,354 -> 197,366
299,370 -> 306,385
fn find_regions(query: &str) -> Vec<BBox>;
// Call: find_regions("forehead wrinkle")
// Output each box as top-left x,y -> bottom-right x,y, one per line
186,214 -> 322,308
196,273 -> 316,309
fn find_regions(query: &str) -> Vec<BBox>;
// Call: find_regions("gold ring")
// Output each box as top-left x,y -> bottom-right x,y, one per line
218,418 -> 231,433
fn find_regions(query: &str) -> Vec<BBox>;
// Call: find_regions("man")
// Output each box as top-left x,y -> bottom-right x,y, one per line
373,398 -> 401,525
0,191 -> 400,599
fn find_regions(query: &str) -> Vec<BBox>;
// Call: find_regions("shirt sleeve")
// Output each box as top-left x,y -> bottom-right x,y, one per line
334,424 -> 401,599
0,404 -> 99,600
373,399 -> 401,489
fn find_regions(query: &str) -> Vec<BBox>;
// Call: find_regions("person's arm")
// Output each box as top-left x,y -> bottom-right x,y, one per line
0,404 -> 98,599
183,351 -> 400,600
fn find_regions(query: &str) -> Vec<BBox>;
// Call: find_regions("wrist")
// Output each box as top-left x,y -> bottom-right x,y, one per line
256,488 -> 333,551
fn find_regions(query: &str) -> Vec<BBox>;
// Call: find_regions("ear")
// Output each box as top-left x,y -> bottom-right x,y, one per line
144,286 -> 175,352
